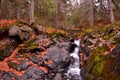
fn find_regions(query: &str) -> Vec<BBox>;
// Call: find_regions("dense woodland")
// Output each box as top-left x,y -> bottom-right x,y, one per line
1,0 -> 120,27
1,0 -> 120,80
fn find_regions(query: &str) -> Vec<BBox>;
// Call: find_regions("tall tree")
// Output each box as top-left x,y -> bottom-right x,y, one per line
29,0 -> 35,24
89,0 -> 94,26
108,0 -> 115,23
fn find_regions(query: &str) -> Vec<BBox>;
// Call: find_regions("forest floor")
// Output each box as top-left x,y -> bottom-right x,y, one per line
0,20 -> 120,80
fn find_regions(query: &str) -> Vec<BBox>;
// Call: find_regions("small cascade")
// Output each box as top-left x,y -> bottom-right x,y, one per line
66,39 -> 82,80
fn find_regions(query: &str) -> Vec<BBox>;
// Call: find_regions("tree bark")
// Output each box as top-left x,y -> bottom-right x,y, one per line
55,0 -> 59,28
29,0 -> 35,25
108,0 -> 115,23
0,0 -> 4,19
89,0 -> 94,26
112,0 -> 120,12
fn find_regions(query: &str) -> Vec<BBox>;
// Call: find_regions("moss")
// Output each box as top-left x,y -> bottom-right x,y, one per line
15,20 -> 29,27
0,50 -> 5,60
101,56 -> 120,80
95,44 -> 110,53
18,39 -> 38,54
7,60 -> 17,69
102,24 -> 112,32
86,44 -> 109,79
92,55 -> 104,75
113,37 -> 120,45
84,23 -> 120,80
48,32 -> 66,38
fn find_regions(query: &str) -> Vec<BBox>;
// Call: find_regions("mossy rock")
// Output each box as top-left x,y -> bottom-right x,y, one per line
113,37 -> 120,45
86,45 -> 120,80
101,55 -> 120,80
82,23 -> 120,80
86,45 -> 109,79
18,39 -> 39,54
0,42 -> 16,61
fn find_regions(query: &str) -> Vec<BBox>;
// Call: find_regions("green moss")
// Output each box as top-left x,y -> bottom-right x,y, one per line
25,40 -> 38,50
48,32 -> 66,38
94,62 -> 103,74
86,44 -> 109,79
18,39 -> 38,54
7,60 -> 17,69
15,20 -> 29,27
96,44 -> 110,53
101,56 -> 120,80
113,37 -> 120,45
103,24 -> 112,32
84,23 -> 120,80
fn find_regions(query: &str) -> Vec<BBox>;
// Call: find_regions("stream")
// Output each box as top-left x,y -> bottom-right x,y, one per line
65,39 -> 82,80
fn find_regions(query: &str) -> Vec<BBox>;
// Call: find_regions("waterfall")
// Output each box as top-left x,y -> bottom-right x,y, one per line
66,39 -> 82,80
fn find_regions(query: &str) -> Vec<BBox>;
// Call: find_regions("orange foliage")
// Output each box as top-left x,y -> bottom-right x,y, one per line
0,45 -> 25,76
45,59 -> 53,65
39,66 -> 48,73
0,20 -> 16,27
103,51 -> 109,55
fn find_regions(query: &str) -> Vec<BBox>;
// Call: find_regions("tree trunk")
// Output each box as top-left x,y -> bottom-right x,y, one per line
89,0 -> 94,26
55,0 -> 59,28
29,0 -> 35,25
0,0 -> 4,19
108,0 -> 115,23
112,0 -> 120,12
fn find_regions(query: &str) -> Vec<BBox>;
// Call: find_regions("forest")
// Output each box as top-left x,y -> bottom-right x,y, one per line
0,0 -> 120,80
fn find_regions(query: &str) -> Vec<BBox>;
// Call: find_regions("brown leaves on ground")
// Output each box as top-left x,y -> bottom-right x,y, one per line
0,20 -> 16,27
0,48 -> 25,76
0,42 -> 50,76
39,66 -> 48,73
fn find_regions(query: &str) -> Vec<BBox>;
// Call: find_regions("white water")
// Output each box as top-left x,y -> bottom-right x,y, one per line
66,39 -> 82,80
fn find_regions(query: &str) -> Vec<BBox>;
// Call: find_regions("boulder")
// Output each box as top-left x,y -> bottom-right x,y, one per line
110,45 -> 120,58
21,67 -> 44,80
16,60 -> 31,71
43,45 -> 70,69
53,73 -> 62,80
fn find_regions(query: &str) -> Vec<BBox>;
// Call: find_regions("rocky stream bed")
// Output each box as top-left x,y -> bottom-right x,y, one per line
0,20 -> 120,80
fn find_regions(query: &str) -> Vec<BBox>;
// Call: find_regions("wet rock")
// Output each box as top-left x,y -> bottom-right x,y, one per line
1,71 -> 20,80
110,45 -> 120,58
69,42 -> 77,53
21,67 -> 44,80
9,25 -> 33,41
43,46 -> 70,69
57,42 -> 70,51
18,39 -> 42,54
81,46 -> 90,57
16,60 -> 31,71
53,73 -> 62,80
9,26 -> 21,36
29,55 -> 43,65
2,73 -> 11,80
0,43 -> 15,61
88,38 -> 97,44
